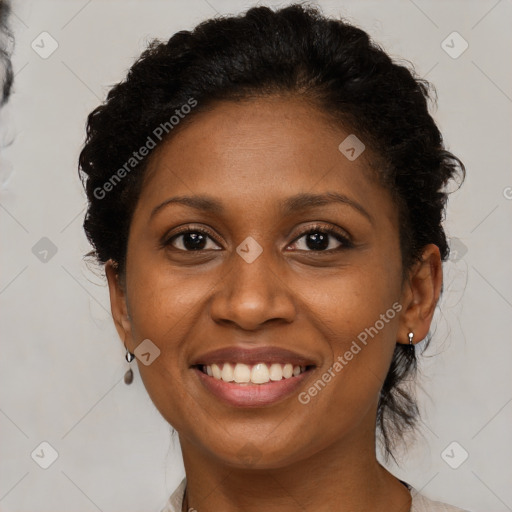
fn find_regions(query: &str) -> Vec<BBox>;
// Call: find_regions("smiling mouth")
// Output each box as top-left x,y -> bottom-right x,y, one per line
194,362 -> 315,385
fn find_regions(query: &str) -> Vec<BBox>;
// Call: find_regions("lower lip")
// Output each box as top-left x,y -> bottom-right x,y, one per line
193,367 -> 314,407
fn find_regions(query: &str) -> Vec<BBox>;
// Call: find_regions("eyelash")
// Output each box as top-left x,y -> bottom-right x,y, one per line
292,224 -> 353,251
162,224 -> 353,253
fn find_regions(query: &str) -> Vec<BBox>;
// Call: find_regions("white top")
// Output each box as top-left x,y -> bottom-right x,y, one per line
160,478 -> 469,512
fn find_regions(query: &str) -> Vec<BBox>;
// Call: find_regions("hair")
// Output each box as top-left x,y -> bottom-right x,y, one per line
78,2 -> 465,460
0,0 -> 13,106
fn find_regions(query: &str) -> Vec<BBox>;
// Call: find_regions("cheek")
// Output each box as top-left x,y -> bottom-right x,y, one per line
123,262 -> 217,425
295,258 -> 402,403
127,258 -> 215,335
298,253 -> 402,342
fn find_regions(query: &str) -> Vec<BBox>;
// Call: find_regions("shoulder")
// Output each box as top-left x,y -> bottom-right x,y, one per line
411,488 -> 470,512
160,477 -> 186,512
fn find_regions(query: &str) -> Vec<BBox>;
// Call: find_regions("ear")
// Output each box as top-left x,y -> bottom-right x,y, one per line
105,260 -> 133,349
397,244 -> 443,345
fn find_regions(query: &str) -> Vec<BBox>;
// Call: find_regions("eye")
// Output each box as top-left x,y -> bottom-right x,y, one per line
288,224 -> 352,252
163,227 -> 222,252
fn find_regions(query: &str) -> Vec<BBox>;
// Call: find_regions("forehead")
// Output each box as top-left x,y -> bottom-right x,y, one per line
135,96 -> 394,224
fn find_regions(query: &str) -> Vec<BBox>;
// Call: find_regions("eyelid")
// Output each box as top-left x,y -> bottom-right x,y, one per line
161,224 -> 223,250
288,223 -> 353,250
162,222 -> 353,251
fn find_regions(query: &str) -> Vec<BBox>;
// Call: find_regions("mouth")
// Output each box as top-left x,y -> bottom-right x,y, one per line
194,362 -> 314,384
190,346 -> 318,407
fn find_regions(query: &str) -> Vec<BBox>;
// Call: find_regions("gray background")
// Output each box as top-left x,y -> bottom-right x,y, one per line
0,0 -> 511,510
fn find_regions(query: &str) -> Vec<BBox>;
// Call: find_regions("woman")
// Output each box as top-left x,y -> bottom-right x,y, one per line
79,3 -> 468,511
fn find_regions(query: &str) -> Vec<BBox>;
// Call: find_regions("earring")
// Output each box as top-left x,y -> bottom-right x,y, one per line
408,332 -> 414,350
124,347 -> 135,385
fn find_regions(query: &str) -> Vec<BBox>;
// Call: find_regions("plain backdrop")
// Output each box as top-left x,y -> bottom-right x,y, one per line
0,1 -> 511,511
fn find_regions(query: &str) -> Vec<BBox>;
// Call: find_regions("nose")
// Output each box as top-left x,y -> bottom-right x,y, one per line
209,249 -> 297,331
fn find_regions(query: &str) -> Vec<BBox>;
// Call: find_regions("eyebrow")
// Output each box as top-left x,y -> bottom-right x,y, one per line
150,192 -> 373,223
281,192 -> 372,223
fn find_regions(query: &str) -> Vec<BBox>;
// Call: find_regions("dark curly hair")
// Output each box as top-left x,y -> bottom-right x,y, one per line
0,0 -> 14,106
78,2 -> 465,460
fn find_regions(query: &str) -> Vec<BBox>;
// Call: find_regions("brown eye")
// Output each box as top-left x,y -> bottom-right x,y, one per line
289,225 -> 352,252
164,228 -> 222,252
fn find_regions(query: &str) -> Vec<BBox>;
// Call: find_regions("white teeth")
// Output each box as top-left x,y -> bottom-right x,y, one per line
211,363 -> 222,379
203,362 -> 307,384
269,363 -> 283,381
233,363 -> 251,383
251,363 -> 270,384
221,362 -> 234,382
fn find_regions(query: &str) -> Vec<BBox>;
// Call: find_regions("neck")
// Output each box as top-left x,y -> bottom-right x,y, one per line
178,422 -> 411,512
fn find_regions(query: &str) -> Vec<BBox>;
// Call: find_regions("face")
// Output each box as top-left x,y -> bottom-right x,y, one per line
107,95 -> 440,469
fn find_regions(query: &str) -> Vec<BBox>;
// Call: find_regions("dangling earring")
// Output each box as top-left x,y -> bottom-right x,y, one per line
124,347 -> 135,385
408,332 -> 414,351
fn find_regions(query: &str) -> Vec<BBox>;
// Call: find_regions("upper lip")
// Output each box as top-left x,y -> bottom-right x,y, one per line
191,346 -> 318,367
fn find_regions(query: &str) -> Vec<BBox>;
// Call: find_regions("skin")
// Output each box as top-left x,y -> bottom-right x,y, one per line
105,95 -> 442,512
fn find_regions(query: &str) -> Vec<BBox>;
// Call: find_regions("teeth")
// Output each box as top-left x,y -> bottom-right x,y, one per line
203,362 -> 307,384
211,363 -> 222,379
233,363 -> 251,383
221,362 -> 234,382
251,363 -> 269,384
269,363 -> 283,381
